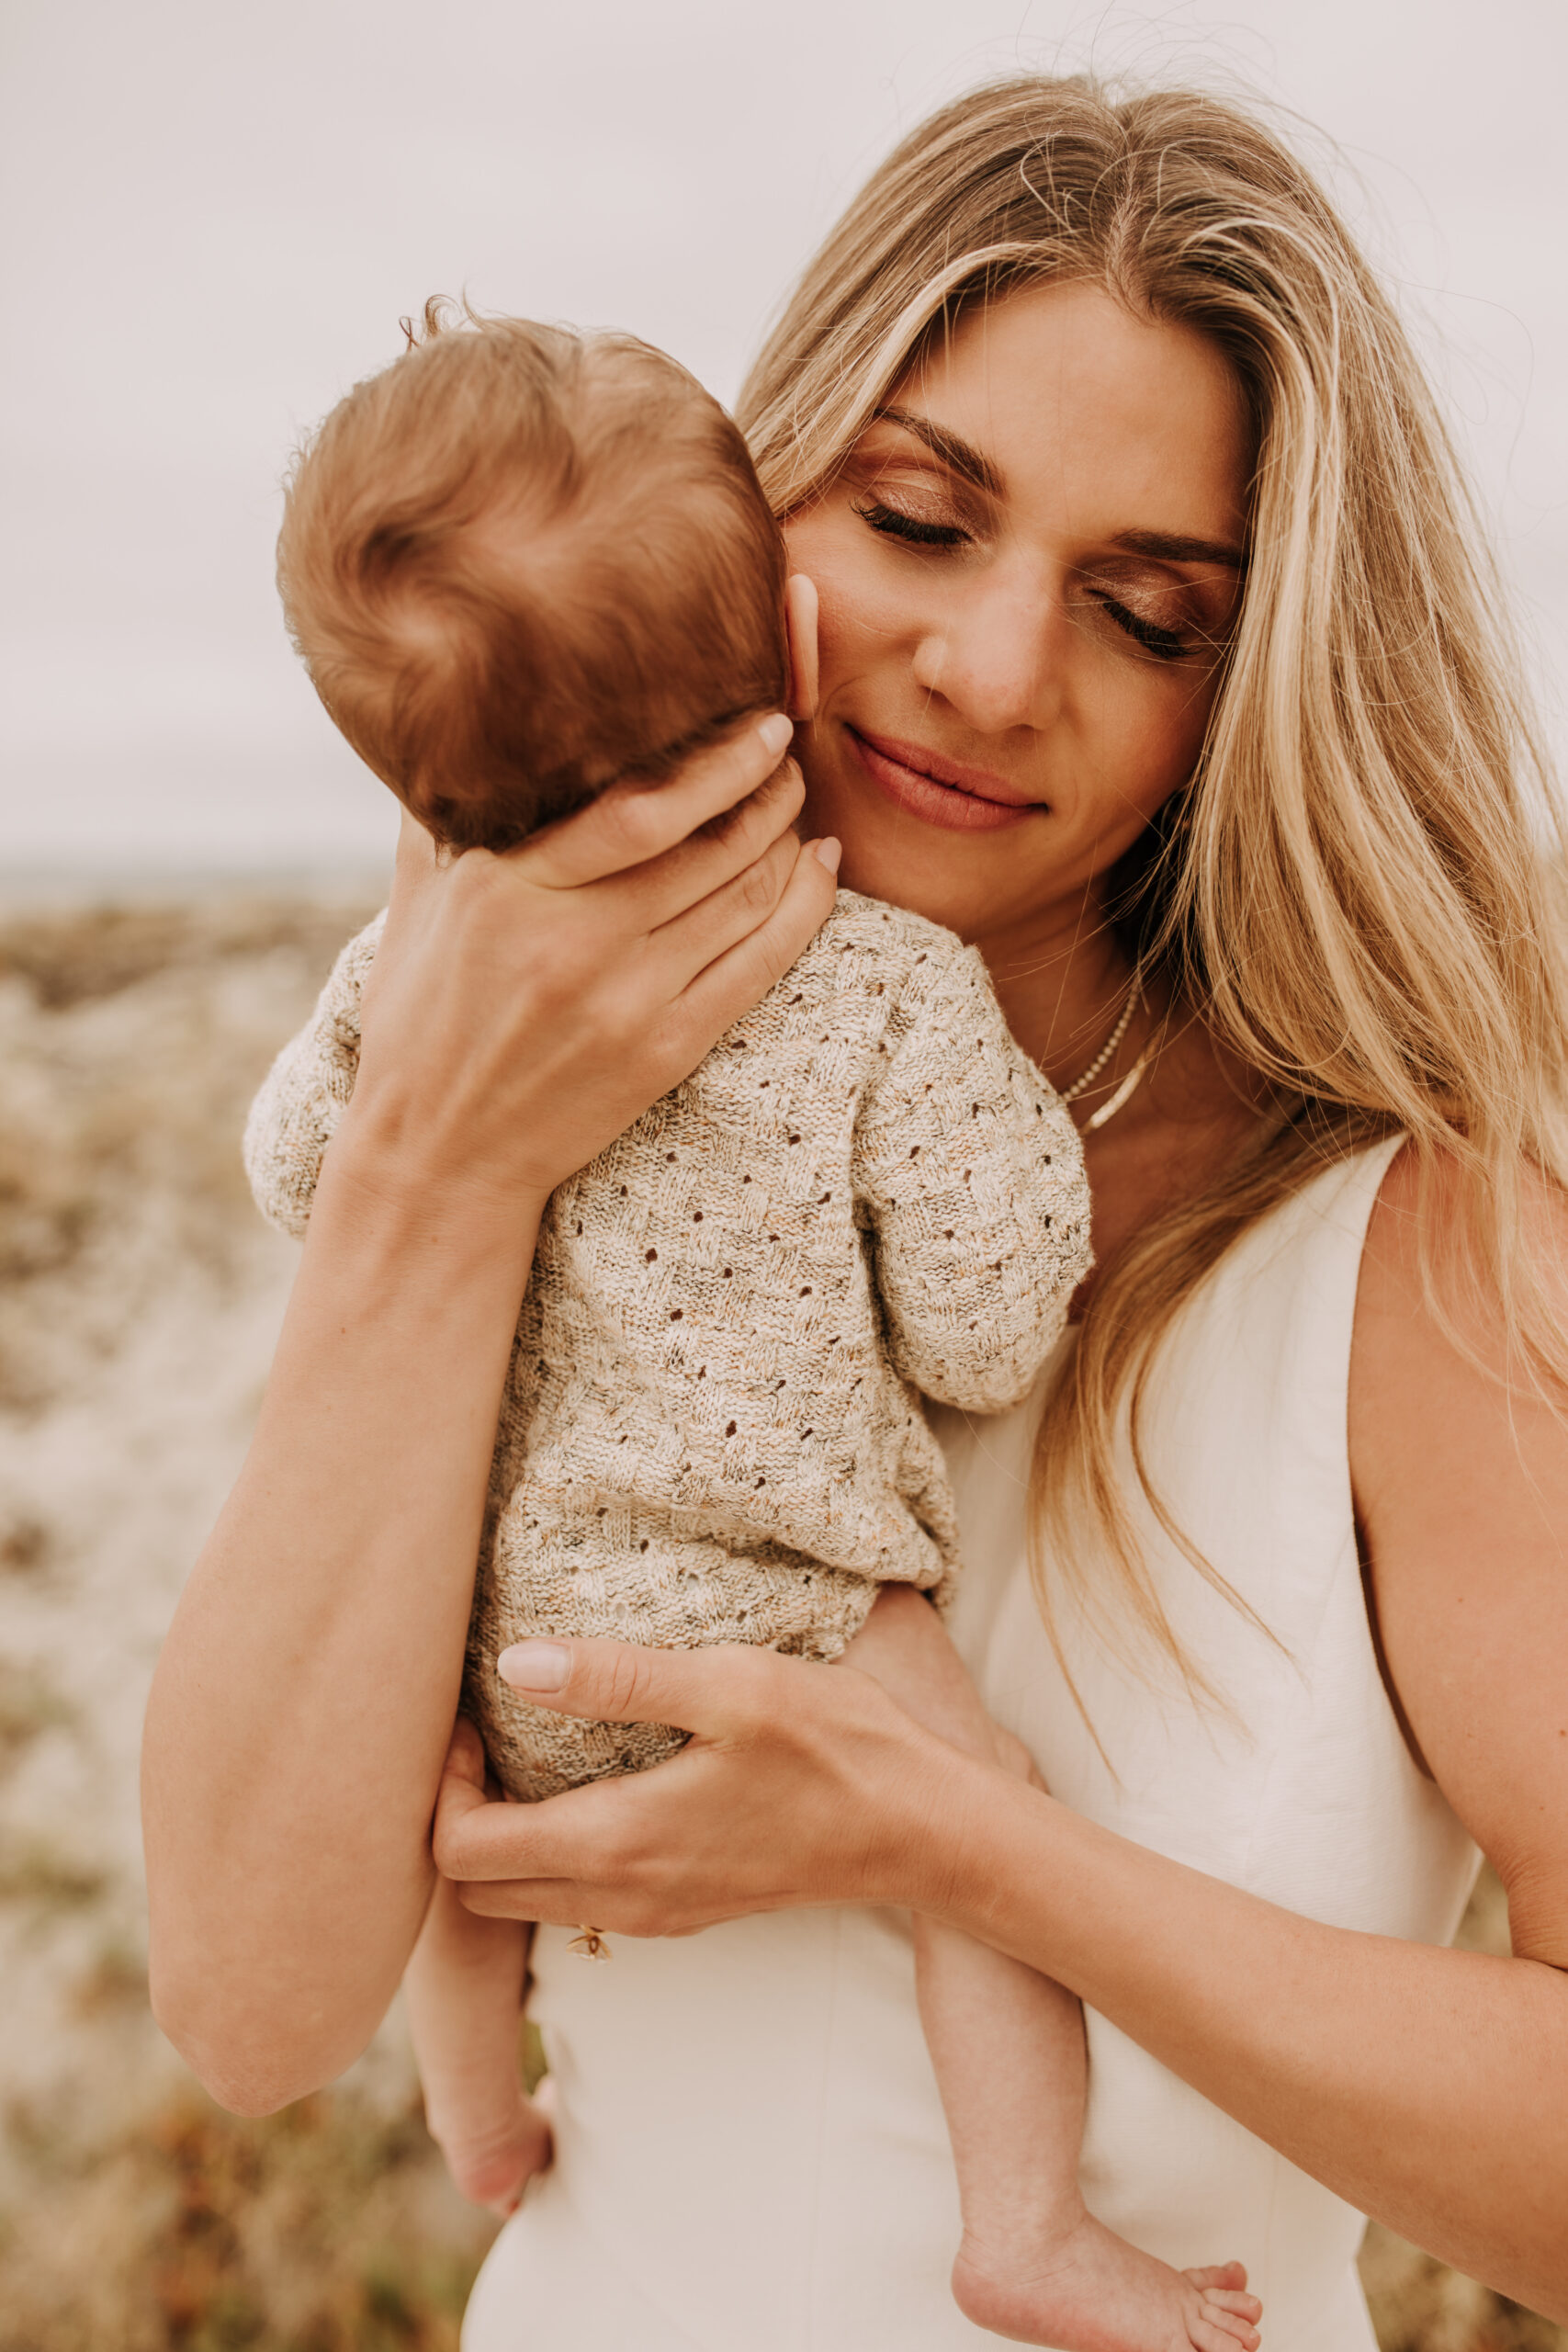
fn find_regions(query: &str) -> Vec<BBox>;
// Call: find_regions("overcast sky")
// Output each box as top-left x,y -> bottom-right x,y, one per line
2,0 -> 1563,877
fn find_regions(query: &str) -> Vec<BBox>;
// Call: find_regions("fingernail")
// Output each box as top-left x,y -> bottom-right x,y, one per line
498,1640 -> 570,1691
757,712 -> 794,757
814,836 -> 842,875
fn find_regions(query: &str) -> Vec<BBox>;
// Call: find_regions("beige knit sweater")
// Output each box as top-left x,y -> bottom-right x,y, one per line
244,890 -> 1090,1800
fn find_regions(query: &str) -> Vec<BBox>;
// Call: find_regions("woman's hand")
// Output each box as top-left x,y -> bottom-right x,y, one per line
342,716 -> 840,1212
433,1598 -> 1013,1937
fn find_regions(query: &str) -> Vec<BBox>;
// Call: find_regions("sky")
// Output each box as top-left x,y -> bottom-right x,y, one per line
2,0 -> 1564,878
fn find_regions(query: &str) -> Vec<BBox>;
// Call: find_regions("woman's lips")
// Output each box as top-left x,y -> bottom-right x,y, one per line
845,726 -> 1042,833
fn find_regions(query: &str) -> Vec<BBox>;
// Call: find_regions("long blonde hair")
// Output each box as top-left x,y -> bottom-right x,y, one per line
736,76 -> 1568,1690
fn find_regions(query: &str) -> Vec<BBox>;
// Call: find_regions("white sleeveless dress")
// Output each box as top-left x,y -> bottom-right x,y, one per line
463,1139 -> 1480,2351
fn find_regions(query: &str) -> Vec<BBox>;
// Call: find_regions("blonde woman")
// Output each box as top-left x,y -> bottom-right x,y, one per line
143,76 -> 1568,2351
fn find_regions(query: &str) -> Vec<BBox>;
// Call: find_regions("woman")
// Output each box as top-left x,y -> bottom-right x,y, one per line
142,76 -> 1568,2349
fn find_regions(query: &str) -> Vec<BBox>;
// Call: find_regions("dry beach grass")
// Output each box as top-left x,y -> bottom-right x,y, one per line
0,888 -> 1561,2350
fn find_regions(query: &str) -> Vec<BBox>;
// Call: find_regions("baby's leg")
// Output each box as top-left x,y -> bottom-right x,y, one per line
404,1869 -> 553,2216
917,1919 -> 1258,2350
845,1589 -> 1262,2352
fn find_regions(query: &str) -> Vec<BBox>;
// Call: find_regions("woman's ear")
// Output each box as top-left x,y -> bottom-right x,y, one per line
785,574 -> 819,721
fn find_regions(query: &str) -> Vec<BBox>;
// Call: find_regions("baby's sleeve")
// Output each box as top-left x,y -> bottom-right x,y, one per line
852,942 -> 1092,1414
242,910 -> 386,1238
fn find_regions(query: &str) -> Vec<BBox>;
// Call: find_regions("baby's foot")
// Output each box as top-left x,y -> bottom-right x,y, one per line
430,2084 -> 554,2218
953,2211 -> 1261,2352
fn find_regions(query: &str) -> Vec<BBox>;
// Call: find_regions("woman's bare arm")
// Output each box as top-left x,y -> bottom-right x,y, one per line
1350,1146 -> 1568,1973
141,721 -> 840,2113
426,1147 -> 1568,2318
143,1151 -> 540,2114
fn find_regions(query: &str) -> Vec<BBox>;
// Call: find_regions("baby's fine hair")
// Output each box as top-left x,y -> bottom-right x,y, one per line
276,301 -> 789,852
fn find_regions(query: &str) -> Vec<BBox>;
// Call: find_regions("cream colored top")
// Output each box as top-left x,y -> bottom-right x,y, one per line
244,890 -> 1089,1798
463,1137 -> 1479,2352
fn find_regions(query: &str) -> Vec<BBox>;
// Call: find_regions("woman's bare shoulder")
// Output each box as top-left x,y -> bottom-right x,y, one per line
1351,1142 -> 1568,1962
1353,1138 -> 1568,1375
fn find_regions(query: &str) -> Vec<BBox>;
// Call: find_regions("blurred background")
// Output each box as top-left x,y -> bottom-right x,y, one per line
1,0 -> 1563,2343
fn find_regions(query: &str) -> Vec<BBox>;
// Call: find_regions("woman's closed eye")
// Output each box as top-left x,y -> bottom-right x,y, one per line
852,484 -> 1225,662
1095,594 -> 1192,662
1079,566 -> 1231,664
853,495 -> 970,549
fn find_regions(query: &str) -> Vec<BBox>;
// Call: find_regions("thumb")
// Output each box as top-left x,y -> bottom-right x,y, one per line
391,800 -> 438,885
496,1634 -> 779,1741
784,572 -> 819,720
430,1716 -> 490,1861
442,1713 -> 488,1788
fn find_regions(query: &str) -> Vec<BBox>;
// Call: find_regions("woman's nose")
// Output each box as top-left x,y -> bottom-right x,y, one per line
910,571 -> 1066,736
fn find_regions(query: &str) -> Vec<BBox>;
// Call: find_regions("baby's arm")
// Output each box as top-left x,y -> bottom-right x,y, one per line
852,944 -> 1092,1412
243,910 -> 385,1236
403,1722 -> 552,2216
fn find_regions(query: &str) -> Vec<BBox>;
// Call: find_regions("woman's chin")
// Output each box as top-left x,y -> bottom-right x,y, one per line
823,825 -> 998,938
802,762 -> 1063,937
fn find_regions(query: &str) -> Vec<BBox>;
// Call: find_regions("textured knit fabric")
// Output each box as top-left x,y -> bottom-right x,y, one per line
244,889 -> 1089,1800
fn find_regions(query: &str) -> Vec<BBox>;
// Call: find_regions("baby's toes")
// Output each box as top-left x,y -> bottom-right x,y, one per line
1205,2289 -> 1262,2323
1191,2319 -> 1260,2352
1196,2303 -> 1261,2352
1184,2268 -> 1260,2352
1185,2262 -> 1249,2293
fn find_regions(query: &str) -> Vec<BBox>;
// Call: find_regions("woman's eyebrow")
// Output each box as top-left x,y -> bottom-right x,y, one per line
868,413 -> 1245,569
873,405 -> 1002,496
1111,527 -> 1247,570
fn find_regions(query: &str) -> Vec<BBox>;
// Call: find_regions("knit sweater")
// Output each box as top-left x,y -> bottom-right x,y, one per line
244,890 -> 1090,1800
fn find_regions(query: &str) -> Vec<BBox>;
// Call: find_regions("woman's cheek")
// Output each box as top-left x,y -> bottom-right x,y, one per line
1109,665 -> 1220,819
810,571 -> 898,695
784,515 -> 910,687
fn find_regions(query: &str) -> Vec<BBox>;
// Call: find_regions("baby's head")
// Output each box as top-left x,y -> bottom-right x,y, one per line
277,303 -> 788,852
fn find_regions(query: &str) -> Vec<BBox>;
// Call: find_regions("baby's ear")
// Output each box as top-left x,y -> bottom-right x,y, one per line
785,574 -> 819,721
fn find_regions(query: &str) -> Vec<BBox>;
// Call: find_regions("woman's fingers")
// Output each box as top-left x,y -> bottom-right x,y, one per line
434,1638 -> 784,1888
636,756 -> 807,933
434,1636 -> 811,1887
455,1875 -> 731,1930
496,1633 -> 785,1737
637,822 -> 805,1001
434,1749 -> 690,1885
566,752 -> 807,947
431,1632 -> 976,1937
523,713 -> 797,890
667,834 -> 840,1046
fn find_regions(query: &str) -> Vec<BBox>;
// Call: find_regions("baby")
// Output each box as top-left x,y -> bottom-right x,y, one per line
247,307 -> 1257,2352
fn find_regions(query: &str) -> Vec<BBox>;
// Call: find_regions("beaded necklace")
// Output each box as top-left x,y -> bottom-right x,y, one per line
1060,973 -> 1156,1134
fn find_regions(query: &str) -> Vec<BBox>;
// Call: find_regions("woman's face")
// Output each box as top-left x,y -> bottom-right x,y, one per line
785,279 -> 1252,956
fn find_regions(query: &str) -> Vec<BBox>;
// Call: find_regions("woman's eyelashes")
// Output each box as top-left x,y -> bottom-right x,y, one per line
851,481 -> 1216,662
1095,594 -> 1192,662
853,495 -> 970,549
1080,569 -> 1222,662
